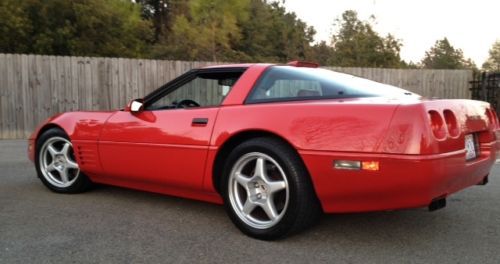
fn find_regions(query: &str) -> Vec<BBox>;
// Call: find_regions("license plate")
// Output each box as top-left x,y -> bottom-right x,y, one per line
465,134 -> 477,160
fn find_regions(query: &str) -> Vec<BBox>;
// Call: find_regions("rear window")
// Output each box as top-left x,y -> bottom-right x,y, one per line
246,66 -> 418,103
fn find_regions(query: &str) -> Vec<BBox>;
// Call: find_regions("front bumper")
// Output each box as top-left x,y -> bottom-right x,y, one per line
300,142 -> 496,213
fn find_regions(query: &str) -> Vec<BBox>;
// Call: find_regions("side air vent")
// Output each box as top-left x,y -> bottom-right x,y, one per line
75,144 -> 98,170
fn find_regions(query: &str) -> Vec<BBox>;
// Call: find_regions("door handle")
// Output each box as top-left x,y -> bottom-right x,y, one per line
192,118 -> 208,126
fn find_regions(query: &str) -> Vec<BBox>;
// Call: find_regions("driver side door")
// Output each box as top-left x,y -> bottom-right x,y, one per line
98,69 -> 242,190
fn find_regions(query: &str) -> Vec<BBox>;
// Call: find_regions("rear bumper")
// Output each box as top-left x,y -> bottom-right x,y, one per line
300,142 -> 497,213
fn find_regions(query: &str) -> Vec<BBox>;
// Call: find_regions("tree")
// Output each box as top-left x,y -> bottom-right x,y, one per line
153,0 -> 250,61
232,0 -> 317,63
0,0 -> 32,53
152,0 -> 318,63
135,0 -> 189,42
308,41 -> 335,66
232,0 -> 276,62
0,0 -> 154,58
482,41 -> 500,72
248,1 -> 316,62
329,10 -> 403,68
421,38 -> 475,69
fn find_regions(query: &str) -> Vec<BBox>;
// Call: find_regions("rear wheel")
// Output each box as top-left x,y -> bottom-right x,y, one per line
221,137 -> 321,240
35,128 -> 92,193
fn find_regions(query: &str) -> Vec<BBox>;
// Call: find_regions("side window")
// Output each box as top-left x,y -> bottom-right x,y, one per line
147,71 -> 242,110
264,80 -> 322,99
246,66 -> 413,103
248,67 -> 324,102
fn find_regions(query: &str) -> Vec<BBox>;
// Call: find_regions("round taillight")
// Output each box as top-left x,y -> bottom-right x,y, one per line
429,110 -> 446,139
485,108 -> 494,127
443,110 -> 459,137
490,109 -> 499,128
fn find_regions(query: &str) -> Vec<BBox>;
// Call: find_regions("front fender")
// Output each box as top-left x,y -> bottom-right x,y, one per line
28,111 -> 116,162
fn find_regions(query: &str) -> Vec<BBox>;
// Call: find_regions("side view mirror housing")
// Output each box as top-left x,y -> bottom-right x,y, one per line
125,99 -> 144,113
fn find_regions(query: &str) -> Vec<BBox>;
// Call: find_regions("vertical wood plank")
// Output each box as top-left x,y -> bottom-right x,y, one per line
13,54 -> 25,138
5,54 -> 15,138
20,55 -> 30,138
86,57 -> 94,110
69,57 -> 80,111
40,55 -> 52,127
0,54 -> 7,138
91,58 -> 101,110
26,55 -> 38,137
110,58 -> 119,109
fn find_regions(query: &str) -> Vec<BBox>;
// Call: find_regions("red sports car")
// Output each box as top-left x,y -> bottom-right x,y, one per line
28,61 -> 499,240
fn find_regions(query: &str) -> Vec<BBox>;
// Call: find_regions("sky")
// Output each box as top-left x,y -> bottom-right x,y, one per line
283,0 -> 500,66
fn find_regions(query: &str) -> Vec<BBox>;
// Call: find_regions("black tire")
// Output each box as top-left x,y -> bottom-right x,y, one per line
221,137 -> 322,240
35,128 -> 92,193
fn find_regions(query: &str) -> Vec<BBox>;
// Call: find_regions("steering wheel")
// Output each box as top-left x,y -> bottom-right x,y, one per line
175,99 -> 200,108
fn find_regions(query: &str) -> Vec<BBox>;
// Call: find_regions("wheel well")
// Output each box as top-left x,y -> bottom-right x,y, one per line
212,130 -> 300,193
36,124 -> 65,143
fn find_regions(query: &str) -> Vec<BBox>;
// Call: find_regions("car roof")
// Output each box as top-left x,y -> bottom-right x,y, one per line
200,63 -> 273,69
200,61 -> 320,70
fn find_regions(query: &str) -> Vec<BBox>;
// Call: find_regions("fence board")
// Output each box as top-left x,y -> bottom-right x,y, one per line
0,54 -> 5,139
13,54 -> 24,138
0,54 -> 473,139
4,54 -> 13,139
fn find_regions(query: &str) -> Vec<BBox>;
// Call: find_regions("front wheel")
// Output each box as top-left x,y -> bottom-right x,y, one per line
35,128 -> 92,193
222,137 -> 321,240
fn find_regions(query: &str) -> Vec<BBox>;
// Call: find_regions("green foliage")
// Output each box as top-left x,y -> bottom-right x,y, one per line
135,0 -> 190,42
0,0 -> 32,53
399,60 -> 421,69
329,11 -> 403,68
421,38 -> 475,69
0,0 -> 153,57
482,41 -> 500,72
2,1 -> 486,69
234,0 -> 316,62
308,41 -> 335,66
152,0 -> 250,61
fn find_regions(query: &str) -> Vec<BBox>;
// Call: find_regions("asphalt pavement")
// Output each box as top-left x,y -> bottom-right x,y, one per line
1,140 -> 499,264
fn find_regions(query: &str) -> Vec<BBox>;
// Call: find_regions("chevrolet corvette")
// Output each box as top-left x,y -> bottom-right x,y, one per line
28,61 -> 499,240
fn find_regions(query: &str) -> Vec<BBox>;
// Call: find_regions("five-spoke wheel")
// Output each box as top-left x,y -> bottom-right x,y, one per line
35,128 -> 92,193
222,137 -> 321,240
39,136 -> 80,188
228,152 -> 289,229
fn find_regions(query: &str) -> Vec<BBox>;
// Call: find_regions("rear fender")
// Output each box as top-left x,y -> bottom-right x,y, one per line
377,99 -> 498,155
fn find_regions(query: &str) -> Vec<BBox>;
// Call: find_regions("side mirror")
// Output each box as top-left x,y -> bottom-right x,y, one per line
126,99 -> 144,113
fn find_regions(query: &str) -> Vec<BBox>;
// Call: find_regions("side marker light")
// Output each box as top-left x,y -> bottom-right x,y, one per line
362,161 -> 380,171
334,160 -> 361,170
333,160 -> 379,171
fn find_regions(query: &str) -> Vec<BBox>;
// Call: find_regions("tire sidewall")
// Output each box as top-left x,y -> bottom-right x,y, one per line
35,128 -> 90,193
221,138 -> 305,239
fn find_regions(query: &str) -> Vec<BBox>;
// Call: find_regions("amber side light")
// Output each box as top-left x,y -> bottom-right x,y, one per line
361,161 -> 379,171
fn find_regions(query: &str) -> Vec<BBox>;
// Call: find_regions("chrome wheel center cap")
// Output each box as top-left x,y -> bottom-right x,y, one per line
54,155 -> 66,169
249,180 -> 269,202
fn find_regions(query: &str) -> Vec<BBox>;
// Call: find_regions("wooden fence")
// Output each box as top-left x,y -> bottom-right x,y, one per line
0,54 -> 473,139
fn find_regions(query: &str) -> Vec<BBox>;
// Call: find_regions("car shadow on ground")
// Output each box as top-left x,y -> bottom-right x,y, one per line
87,183 -> 453,243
